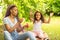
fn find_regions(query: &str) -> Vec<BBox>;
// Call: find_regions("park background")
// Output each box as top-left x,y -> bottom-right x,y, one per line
0,0 -> 60,40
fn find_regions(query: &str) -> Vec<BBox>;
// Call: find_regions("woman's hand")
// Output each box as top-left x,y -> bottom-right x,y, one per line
23,23 -> 29,28
14,22 -> 19,28
5,22 -> 19,33
18,18 -> 24,23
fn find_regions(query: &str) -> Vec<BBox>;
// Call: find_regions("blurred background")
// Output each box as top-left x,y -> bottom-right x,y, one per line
0,0 -> 60,40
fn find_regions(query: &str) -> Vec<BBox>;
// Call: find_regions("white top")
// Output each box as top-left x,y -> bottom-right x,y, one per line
33,20 -> 42,31
3,17 -> 17,28
3,17 -> 19,40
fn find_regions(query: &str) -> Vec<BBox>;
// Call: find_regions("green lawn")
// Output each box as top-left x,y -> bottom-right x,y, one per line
0,16 -> 60,40
0,25 -> 4,40
42,16 -> 60,40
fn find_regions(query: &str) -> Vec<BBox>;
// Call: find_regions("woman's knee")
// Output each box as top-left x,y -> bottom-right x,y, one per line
26,31 -> 35,36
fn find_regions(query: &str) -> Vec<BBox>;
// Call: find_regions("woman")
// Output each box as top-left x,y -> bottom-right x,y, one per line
3,5 -> 36,40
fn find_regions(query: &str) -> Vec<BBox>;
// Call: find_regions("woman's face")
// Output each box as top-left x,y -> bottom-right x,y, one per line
36,13 -> 41,20
10,7 -> 18,17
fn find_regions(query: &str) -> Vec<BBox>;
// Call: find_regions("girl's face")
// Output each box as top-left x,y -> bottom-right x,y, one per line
10,7 -> 18,17
36,13 -> 41,21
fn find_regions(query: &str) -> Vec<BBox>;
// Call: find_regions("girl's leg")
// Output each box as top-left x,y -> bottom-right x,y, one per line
43,32 -> 49,40
17,31 -> 36,40
36,38 -> 44,40
43,32 -> 48,38
38,32 -> 49,40
35,31 -> 45,40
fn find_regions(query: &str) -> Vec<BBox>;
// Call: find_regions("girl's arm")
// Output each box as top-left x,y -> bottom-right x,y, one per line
29,10 -> 34,22
44,16 -> 51,23
44,12 -> 54,23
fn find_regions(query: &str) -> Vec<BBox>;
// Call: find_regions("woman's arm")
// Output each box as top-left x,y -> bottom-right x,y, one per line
44,12 -> 54,23
16,23 -> 29,32
5,23 -> 18,33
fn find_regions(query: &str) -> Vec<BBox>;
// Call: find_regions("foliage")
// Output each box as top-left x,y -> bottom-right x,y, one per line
0,0 -> 60,23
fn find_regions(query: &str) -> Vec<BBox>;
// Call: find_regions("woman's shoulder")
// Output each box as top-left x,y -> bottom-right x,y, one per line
4,16 -> 9,19
3,17 -> 10,24
3,17 -> 9,21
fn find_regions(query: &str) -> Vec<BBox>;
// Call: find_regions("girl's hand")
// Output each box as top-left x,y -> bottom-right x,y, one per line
50,12 -> 54,17
30,9 -> 33,15
29,9 -> 34,22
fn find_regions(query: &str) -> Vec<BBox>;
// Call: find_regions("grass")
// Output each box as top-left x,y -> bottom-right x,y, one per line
0,16 -> 60,40
42,16 -> 60,40
0,25 -> 4,40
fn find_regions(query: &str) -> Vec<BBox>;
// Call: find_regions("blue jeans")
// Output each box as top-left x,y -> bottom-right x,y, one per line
4,31 -> 36,40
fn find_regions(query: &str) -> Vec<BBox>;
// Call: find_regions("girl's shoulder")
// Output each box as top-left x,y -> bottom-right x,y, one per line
34,20 -> 42,24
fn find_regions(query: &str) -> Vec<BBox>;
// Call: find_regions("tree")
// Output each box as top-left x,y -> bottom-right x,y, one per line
0,0 -> 60,24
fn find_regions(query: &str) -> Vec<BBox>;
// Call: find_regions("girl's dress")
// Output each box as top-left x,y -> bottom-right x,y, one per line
33,20 -> 48,38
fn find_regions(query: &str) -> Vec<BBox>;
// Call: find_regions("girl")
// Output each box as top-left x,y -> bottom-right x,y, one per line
3,5 -> 36,40
29,10 -> 53,40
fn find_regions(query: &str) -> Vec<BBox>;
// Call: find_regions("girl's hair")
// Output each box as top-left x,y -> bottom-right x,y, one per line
5,5 -> 18,18
34,11 -> 44,23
